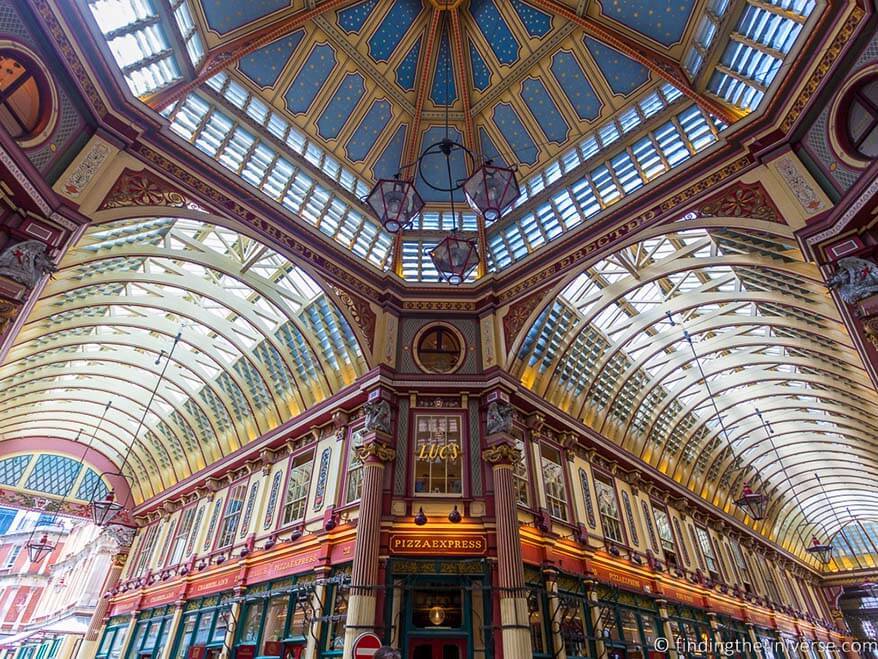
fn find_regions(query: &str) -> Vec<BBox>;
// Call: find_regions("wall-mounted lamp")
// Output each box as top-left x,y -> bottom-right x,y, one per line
414,507 -> 427,526
448,505 -> 461,523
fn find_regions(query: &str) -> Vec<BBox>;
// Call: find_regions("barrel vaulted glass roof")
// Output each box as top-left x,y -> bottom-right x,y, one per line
512,220 -> 878,563
82,0 -> 818,279
0,218 -> 368,503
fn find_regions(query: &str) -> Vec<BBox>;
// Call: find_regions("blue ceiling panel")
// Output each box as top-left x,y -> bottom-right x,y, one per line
239,31 -> 304,88
493,103 -> 539,165
396,38 -> 421,91
284,44 -> 337,114
368,0 -> 422,62
469,41 -> 491,91
316,72 -> 366,139
470,0 -> 520,66
338,0 -> 380,33
597,0 -> 696,47
417,126 -> 467,201
584,37 -> 650,96
431,30 -> 458,106
521,78 -> 569,144
478,126 -> 508,167
510,0 -> 553,38
346,100 -> 393,161
550,50 -> 602,122
373,124 -> 408,179
200,0 -> 290,35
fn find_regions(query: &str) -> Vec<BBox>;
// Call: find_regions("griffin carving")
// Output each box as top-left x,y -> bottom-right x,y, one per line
0,240 -> 56,289
486,401 -> 513,435
363,399 -> 392,434
827,257 -> 878,305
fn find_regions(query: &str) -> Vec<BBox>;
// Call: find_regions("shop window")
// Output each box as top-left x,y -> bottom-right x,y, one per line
413,415 -> 463,496
167,506 -> 197,566
595,477 -> 624,544
282,453 -> 313,526
512,428 -> 530,507
847,77 -> 878,158
174,596 -> 232,659
540,444 -> 568,520
320,568 -> 351,654
0,51 -> 49,142
216,483 -> 247,549
344,427 -> 364,505
558,595 -> 589,658
128,607 -> 174,659
96,620 -> 129,659
527,589 -> 549,655
238,576 -> 315,657
411,587 -> 463,628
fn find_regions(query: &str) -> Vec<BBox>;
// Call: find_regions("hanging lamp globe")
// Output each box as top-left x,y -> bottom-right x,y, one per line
91,491 -> 124,527
366,177 -> 424,234
805,536 -> 833,565
428,233 -> 480,285
463,162 -> 520,222
734,483 -> 768,520
26,533 -> 55,563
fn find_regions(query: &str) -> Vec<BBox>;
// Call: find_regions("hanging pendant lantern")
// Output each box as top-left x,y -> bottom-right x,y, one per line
27,533 -> 55,563
428,233 -> 480,285
734,483 -> 768,520
91,491 -> 124,527
805,536 -> 833,565
463,162 -> 520,222
366,178 -> 424,233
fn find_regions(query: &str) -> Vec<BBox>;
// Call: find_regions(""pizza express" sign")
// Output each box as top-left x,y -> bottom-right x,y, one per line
389,534 -> 487,556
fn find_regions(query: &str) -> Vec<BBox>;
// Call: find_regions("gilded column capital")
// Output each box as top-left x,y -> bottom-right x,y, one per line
481,443 -> 521,466
356,440 -> 396,464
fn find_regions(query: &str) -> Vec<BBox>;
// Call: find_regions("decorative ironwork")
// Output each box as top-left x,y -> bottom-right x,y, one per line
578,468 -> 597,529
239,482 -> 259,539
313,447 -> 331,511
622,491 -> 639,546
263,472 -> 282,530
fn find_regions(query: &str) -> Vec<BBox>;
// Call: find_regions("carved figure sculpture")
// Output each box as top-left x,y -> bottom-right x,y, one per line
0,240 -> 56,288
363,399 -> 392,434
827,257 -> 878,305
486,401 -> 513,435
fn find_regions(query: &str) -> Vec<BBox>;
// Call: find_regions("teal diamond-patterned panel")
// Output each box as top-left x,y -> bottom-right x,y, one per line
0,455 -> 31,486
76,468 -> 109,502
25,454 -> 82,496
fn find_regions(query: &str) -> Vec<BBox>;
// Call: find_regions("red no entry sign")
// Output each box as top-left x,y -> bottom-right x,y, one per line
353,633 -> 382,658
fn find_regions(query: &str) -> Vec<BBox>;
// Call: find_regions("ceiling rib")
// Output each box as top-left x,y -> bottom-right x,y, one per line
527,0 -> 743,125
146,0 -> 357,111
402,7 -> 443,168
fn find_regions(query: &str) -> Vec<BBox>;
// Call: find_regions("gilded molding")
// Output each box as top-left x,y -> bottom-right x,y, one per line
481,443 -> 522,465
356,441 -> 397,463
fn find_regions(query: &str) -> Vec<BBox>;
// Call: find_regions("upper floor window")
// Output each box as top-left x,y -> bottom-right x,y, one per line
730,540 -> 753,592
595,477 -> 624,544
695,526 -> 720,580
511,428 -> 530,507
3,545 -> 20,569
0,51 -> 48,142
848,78 -> 878,158
540,444 -> 568,521
167,506 -> 196,566
131,523 -> 160,577
344,427 -> 365,505
216,483 -> 247,549
413,415 -> 462,496
652,505 -> 678,569
282,453 -> 313,526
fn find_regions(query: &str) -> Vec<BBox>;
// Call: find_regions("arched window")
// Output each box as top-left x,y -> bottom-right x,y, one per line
848,78 -> 878,159
0,50 -> 47,141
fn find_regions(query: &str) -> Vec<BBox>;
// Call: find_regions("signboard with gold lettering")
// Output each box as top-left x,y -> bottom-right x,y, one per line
592,563 -> 654,593
188,571 -> 237,598
748,610 -> 773,629
246,549 -> 321,584
388,534 -> 487,556
108,594 -> 139,616
141,584 -> 185,609
661,584 -> 706,608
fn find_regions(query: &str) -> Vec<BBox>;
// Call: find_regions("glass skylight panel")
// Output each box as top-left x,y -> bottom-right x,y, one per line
171,0 -> 204,67
611,152 -> 643,193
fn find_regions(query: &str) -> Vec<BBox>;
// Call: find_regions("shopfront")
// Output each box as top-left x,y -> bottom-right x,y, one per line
387,559 -> 491,659
170,594 -> 234,659
714,615 -> 756,659
316,566 -> 351,658
666,604 -> 714,659
96,616 -> 131,659
594,585 -> 663,659
127,606 -> 177,659
235,574 -> 316,659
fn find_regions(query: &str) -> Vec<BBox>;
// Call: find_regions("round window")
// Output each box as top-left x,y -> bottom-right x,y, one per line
0,49 -> 51,143
847,77 -> 878,159
413,324 -> 465,374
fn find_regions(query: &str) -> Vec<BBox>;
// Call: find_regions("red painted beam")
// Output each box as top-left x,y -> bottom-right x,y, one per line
448,8 -> 477,157
402,8 -> 443,172
527,0 -> 742,126
146,0 -> 355,111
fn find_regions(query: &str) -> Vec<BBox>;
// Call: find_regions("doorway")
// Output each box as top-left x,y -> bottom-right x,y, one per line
408,638 -> 467,659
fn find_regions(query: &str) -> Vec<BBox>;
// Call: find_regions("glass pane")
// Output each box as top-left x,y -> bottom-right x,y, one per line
413,416 -> 463,495
239,603 -> 262,645
263,596 -> 290,645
